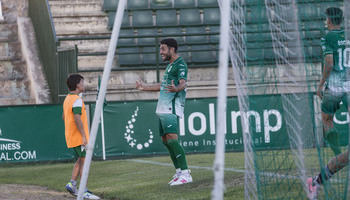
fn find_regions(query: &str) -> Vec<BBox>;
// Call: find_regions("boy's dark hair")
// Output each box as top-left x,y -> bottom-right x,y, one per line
325,7 -> 343,25
66,74 -> 84,91
160,38 -> 178,53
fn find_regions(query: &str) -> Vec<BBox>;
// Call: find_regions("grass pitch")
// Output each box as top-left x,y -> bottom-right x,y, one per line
0,152 -> 245,200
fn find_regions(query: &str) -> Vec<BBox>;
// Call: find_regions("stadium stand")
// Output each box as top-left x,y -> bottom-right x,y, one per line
174,0 -> 196,8
128,0 -> 150,10
197,0 -> 218,8
41,0 -> 340,102
132,11 -> 154,27
156,10 -> 178,26
150,0 -> 172,9
203,8 -> 220,25
0,1 -> 36,105
108,12 -> 130,29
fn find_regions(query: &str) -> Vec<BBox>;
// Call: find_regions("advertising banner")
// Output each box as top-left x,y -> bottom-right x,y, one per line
91,94 -> 314,157
1,94 -> 348,163
0,105 -> 72,163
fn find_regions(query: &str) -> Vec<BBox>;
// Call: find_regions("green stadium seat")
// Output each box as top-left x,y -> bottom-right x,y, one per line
151,0 -> 173,9
103,0 -> 118,11
108,12 -> 130,29
209,26 -> 220,33
273,4 -> 296,22
245,0 -> 258,5
142,47 -> 157,64
191,45 -> 215,63
245,23 -> 269,33
203,8 -> 220,25
209,34 -> 219,43
185,27 -> 208,44
180,9 -> 202,25
304,30 -> 321,40
137,28 -> 158,35
198,0 -> 218,8
117,38 -> 137,47
132,11 -> 154,27
320,2 -> 342,16
208,26 -> 220,43
143,46 -> 156,53
246,32 -> 271,43
118,54 -> 142,66
156,10 -> 178,26
160,27 -> 184,44
178,45 -> 190,63
246,49 -> 262,62
310,38 -> 321,46
137,29 -> 158,45
311,45 -> 322,60
174,0 -> 196,8
298,4 -> 319,20
118,47 -> 142,65
118,29 -> 136,47
247,5 -> 268,23
127,0 -> 150,10
302,20 -> 325,31
119,47 -> 140,53
263,48 -> 275,60
120,29 -> 134,36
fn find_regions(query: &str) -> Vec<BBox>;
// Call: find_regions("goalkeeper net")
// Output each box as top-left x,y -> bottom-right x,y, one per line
219,0 -> 349,199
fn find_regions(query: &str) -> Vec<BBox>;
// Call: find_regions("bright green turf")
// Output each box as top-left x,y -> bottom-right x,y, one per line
0,152 -> 245,200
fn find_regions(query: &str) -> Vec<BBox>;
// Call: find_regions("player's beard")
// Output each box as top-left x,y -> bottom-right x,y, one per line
162,52 -> 172,61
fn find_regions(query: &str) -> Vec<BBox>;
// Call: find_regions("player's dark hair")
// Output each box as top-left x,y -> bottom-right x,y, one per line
325,7 -> 343,25
66,74 -> 84,91
160,38 -> 178,53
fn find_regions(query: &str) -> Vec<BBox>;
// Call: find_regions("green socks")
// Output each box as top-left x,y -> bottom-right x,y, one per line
162,141 -> 180,169
325,128 -> 341,155
165,140 -> 188,170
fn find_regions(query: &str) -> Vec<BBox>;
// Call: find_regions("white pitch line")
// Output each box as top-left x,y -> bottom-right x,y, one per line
127,159 -> 299,180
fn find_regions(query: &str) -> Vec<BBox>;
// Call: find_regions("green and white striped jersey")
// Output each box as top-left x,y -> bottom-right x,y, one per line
321,29 -> 350,87
156,57 -> 188,117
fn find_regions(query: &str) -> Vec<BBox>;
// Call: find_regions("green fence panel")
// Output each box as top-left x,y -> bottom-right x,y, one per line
1,95 -> 349,163
90,95 -> 311,157
58,46 -> 78,103
0,105 -> 72,163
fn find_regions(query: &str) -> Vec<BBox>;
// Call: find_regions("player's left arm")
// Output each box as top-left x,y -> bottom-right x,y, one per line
317,54 -> 333,98
323,54 -> 334,81
164,79 -> 187,93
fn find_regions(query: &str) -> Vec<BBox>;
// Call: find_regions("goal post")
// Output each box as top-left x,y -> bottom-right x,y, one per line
76,0 -> 127,199
211,0 -> 230,199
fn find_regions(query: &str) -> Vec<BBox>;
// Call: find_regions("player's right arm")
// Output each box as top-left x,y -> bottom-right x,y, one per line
135,79 -> 161,91
74,114 -> 88,146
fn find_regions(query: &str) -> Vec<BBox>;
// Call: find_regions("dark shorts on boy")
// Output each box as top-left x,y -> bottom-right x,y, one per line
73,145 -> 86,158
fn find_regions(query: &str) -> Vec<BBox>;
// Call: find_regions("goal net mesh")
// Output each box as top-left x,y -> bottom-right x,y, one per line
221,0 -> 349,199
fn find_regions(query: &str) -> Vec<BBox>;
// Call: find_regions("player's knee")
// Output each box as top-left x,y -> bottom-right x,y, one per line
165,133 -> 178,141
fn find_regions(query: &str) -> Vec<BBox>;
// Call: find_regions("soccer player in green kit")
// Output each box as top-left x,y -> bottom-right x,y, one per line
136,38 -> 192,186
317,7 -> 347,157
307,7 -> 350,199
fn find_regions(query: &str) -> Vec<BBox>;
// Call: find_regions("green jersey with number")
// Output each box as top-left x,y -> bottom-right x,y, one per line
156,57 -> 188,117
321,29 -> 350,87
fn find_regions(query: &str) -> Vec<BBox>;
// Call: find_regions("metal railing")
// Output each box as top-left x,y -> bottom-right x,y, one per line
58,45 -> 78,102
28,0 -> 77,103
